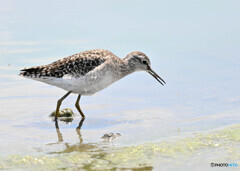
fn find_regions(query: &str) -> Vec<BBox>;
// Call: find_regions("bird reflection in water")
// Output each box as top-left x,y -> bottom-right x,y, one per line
48,118 -> 97,153
54,118 -> 85,143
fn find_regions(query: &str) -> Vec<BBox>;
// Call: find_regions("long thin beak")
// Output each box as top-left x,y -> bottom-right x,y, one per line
148,68 -> 166,86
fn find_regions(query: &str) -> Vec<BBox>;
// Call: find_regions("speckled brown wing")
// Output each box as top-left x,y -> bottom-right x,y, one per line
20,49 -> 115,78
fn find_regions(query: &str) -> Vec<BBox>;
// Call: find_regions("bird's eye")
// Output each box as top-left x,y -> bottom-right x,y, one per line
142,60 -> 147,65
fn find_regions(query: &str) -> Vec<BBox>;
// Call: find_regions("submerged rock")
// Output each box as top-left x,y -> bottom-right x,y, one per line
101,132 -> 121,141
50,108 -> 74,123
50,108 -> 74,117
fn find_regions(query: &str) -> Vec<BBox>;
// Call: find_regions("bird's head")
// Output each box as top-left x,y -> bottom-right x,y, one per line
124,51 -> 166,86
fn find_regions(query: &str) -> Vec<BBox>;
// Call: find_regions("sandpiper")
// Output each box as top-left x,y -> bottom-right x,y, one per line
20,49 -> 166,120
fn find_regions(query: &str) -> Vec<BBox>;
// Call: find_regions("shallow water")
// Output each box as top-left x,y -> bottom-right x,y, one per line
1,0 -> 240,170
0,65 -> 240,170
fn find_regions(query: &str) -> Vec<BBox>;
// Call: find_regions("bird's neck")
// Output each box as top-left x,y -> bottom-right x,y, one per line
119,57 -> 137,77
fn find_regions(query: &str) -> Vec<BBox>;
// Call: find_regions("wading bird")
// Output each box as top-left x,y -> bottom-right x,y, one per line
20,49 -> 166,120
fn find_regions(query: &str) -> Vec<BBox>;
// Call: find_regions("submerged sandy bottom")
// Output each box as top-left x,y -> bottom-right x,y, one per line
0,124 -> 239,170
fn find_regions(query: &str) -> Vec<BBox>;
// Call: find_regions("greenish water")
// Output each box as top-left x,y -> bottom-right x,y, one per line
0,124 -> 239,170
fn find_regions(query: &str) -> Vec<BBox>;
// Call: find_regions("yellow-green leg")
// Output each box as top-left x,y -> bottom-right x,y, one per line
55,91 -> 72,121
75,94 -> 85,118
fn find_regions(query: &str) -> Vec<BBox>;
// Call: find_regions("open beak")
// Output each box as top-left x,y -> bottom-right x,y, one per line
148,67 -> 166,86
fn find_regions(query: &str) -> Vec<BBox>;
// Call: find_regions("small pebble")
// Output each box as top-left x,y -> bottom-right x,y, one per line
101,132 -> 121,141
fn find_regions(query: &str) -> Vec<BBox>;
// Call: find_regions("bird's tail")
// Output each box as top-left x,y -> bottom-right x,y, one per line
19,66 -> 44,77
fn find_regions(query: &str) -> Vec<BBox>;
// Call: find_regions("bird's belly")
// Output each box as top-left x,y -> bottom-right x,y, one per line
44,72 -> 117,95
72,75 -> 116,95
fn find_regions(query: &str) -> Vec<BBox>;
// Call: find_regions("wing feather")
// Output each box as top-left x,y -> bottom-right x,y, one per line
20,49 -> 115,78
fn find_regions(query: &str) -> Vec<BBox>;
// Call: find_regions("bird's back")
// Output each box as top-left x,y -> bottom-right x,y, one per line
20,49 -> 117,79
